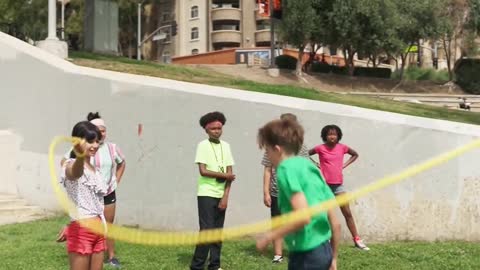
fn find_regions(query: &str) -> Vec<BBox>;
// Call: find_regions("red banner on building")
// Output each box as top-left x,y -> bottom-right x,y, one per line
272,0 -> 282,19
258,0 -> 270,17
273,0 -> 281,11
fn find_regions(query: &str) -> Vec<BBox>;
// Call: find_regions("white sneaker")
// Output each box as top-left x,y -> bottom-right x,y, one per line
354,237 -> 370,251
272,255 -> 284,263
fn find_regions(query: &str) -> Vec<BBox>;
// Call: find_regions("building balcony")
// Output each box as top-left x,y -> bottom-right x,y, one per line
256,13 -> 269,21
211,8 -> 241,21
255,29 -> 271,43
212,0 -> 240,9
211,30 -> 242,44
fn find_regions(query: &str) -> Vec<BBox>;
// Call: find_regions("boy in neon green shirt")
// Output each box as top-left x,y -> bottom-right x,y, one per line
256,118 -> 341,270
190,112 -> 235,270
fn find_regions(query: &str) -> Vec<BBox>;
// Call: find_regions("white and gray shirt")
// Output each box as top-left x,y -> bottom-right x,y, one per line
261,145 -> 311,197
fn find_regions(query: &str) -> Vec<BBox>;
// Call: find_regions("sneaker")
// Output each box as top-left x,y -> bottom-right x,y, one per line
272,255 -> 283,263
107,257 -> 122,268
353,236 -> 370,251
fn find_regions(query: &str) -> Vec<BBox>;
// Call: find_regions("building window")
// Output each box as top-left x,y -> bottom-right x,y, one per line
161,12 -> 170,22
329,47 -> 338,56
162,29 -> 171,43
162,51 -> 171,63
192,49 -> 199,55
191,6 -> 199,19
191,27 -> 199,40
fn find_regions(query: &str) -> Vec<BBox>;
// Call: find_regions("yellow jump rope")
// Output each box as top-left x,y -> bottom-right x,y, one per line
49,136 -> 480,246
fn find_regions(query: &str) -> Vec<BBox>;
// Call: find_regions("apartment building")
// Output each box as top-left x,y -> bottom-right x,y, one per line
144,0 -> 272,62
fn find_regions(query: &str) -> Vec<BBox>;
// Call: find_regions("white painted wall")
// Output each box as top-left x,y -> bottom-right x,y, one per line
1,32 -> 480,241
0,130 -> 21,195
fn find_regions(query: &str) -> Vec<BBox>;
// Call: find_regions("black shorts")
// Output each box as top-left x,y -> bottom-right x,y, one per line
104,191 -> 117,205
270,196 -> 281,217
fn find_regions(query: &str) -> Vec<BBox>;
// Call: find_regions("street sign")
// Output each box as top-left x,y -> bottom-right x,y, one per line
152,33 -> 167,41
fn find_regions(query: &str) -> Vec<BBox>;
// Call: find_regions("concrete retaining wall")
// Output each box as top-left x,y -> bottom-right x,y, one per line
1,32 -> 480,241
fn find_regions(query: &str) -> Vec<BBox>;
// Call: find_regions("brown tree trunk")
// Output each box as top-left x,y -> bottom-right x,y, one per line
399,44 -> 414,81
344,48 -> 355,76
399,53 -> 408,80
296,46 -> 305,76
443,38 -> 453,81
143,3 -> 159,61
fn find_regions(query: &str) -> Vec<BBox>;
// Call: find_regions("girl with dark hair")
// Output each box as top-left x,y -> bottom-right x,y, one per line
59,112 -> 126,268
309,125 -> 369,251
85,112 -> 126,268
62,121 -> 107,270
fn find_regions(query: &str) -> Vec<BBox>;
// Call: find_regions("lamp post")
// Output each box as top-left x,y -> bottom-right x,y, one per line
38,0 -> 68,58
58,0 -> 71,40
137,1 -> 144,61
47,0 -> 58,40
270,0 -> 275,68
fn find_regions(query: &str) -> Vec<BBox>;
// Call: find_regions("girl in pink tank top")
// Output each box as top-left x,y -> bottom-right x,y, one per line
309,125 -> 370,251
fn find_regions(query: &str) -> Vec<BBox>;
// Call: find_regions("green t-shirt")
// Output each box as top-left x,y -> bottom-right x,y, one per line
276,156 -> 335,252
195,139 -> 235,198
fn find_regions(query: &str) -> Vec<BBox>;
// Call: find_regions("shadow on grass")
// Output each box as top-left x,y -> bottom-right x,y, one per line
177,251 -> 193,265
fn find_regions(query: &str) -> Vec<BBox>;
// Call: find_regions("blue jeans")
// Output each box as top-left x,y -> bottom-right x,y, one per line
288,242 -> 333,270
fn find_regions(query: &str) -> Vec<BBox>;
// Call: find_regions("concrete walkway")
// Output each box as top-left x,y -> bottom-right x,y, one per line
348,92 -> 480,112
0,193 -> 52,226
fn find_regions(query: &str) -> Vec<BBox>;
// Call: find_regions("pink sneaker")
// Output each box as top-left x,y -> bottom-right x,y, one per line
353,236 -> 370,251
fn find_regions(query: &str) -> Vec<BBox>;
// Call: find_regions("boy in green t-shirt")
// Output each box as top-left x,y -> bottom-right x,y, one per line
256,119 -> 341,270
190,112 -> 235,270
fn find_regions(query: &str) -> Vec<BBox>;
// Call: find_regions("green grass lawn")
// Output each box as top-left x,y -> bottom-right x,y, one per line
1,216 -> 479,270
69,51 -> 480,126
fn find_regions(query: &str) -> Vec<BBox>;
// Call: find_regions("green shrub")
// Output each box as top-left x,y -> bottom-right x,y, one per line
432,69 -> 450,83
312,63 -> 390,78
331,65 -> 348,75
275,55 -> 297,70
354,67 -> 392,78
311,62 -> 331,73
455,58 -> 480,94
392,66 -> 450,83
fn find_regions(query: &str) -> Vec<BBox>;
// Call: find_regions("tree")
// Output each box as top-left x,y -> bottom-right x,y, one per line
65,0 -> 84,50
463,0 -> 480,57
437,0 -> 470,81
324,0 -> 364,75
0,0 -> 48,41
279,0 -> 317,75
118,0 -> 140,58
356,0 -> 403,68
316,0 -> 399,75
61,0 -> 142,55
394,0 -> 443,80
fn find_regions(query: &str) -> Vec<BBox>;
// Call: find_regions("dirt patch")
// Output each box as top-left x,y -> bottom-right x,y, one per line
198,65 -> 464,94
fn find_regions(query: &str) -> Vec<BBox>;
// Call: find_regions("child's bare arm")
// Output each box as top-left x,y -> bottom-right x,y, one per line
116,160 -> 126,184
224,166 -> 234,197
65,142 -> 86,181
198,164 -> 235,181
343,147 -> 359,169
263,167 -> 272,207
257,192 -> 310,250
219,166 -> 233,210
307,149 -> 320,166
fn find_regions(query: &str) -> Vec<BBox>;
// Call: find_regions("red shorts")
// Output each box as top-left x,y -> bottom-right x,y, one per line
66,218 -> 106,255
